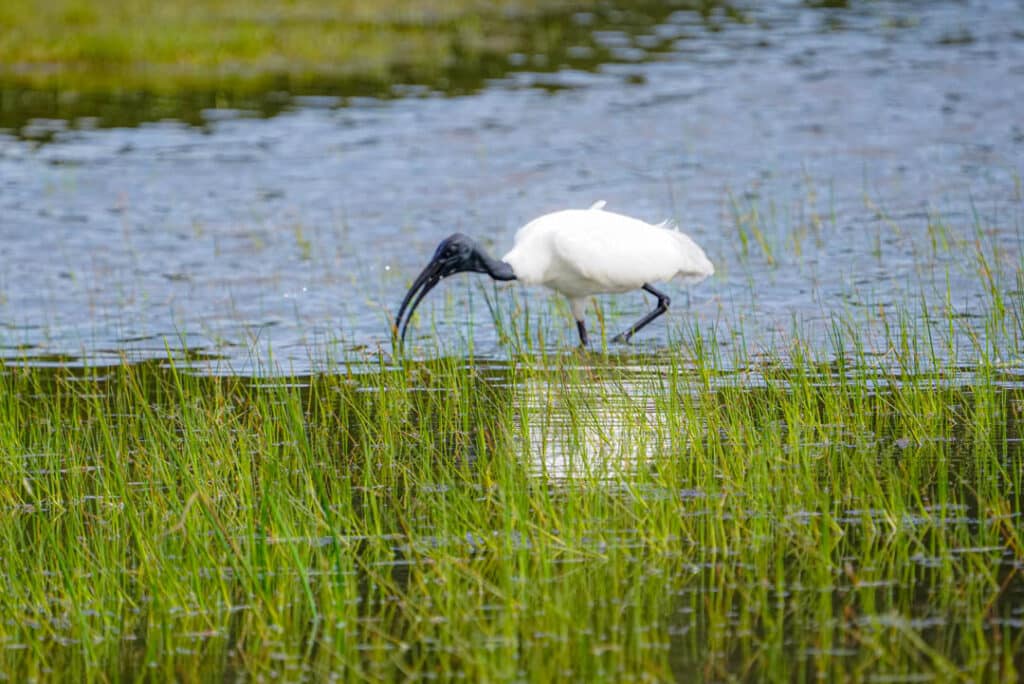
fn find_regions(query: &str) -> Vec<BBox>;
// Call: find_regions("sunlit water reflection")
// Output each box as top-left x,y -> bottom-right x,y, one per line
516,364 -> 673,478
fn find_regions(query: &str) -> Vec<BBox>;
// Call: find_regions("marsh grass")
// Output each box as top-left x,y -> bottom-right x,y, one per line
1,283 -> 1023,681
0,0 -> 694,134
0,0 -> 590,85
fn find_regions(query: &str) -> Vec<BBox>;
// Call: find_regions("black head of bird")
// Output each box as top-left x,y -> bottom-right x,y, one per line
393,233 -> 515,345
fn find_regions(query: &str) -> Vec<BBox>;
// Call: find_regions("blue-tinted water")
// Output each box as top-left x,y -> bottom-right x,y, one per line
0,1 -> 1021,372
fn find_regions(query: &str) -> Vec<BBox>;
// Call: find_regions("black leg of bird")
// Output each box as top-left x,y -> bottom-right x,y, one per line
611,283 -> 671,343
576,320 -> 589,347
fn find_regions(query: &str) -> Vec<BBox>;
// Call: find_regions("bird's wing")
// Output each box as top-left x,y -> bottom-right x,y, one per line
550,211 -> 712,292
513,201 -> 605,245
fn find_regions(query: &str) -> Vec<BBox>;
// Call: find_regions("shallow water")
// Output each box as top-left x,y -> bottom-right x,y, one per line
0,1 -> 1022,373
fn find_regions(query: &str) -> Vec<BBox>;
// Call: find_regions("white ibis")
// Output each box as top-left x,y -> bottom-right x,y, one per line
395,201 -> 714,348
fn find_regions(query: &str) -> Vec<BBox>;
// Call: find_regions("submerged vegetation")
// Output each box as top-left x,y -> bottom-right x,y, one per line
1,286 -> 1023,680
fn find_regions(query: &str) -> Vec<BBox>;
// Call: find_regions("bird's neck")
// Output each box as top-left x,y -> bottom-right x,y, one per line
480,252 -> 517,281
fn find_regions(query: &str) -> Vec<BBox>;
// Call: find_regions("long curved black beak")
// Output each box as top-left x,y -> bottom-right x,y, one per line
393,258 -> 445,349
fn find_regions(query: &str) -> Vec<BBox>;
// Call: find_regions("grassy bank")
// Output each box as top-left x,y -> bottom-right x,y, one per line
0,0 -> 698,98
1,295 -> 1023,680
0,0 -> 698,133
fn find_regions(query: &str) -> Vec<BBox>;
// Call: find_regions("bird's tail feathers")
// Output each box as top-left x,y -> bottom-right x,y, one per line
670,229 -> 715,283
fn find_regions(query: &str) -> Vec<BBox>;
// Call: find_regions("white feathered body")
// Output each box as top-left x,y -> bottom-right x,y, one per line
502,202 -> 714,318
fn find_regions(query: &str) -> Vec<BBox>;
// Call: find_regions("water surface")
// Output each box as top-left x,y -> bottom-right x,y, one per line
0,1 -> 1021,370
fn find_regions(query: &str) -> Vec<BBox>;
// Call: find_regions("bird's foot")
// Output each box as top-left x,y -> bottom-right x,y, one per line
610,332 -> 632,344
